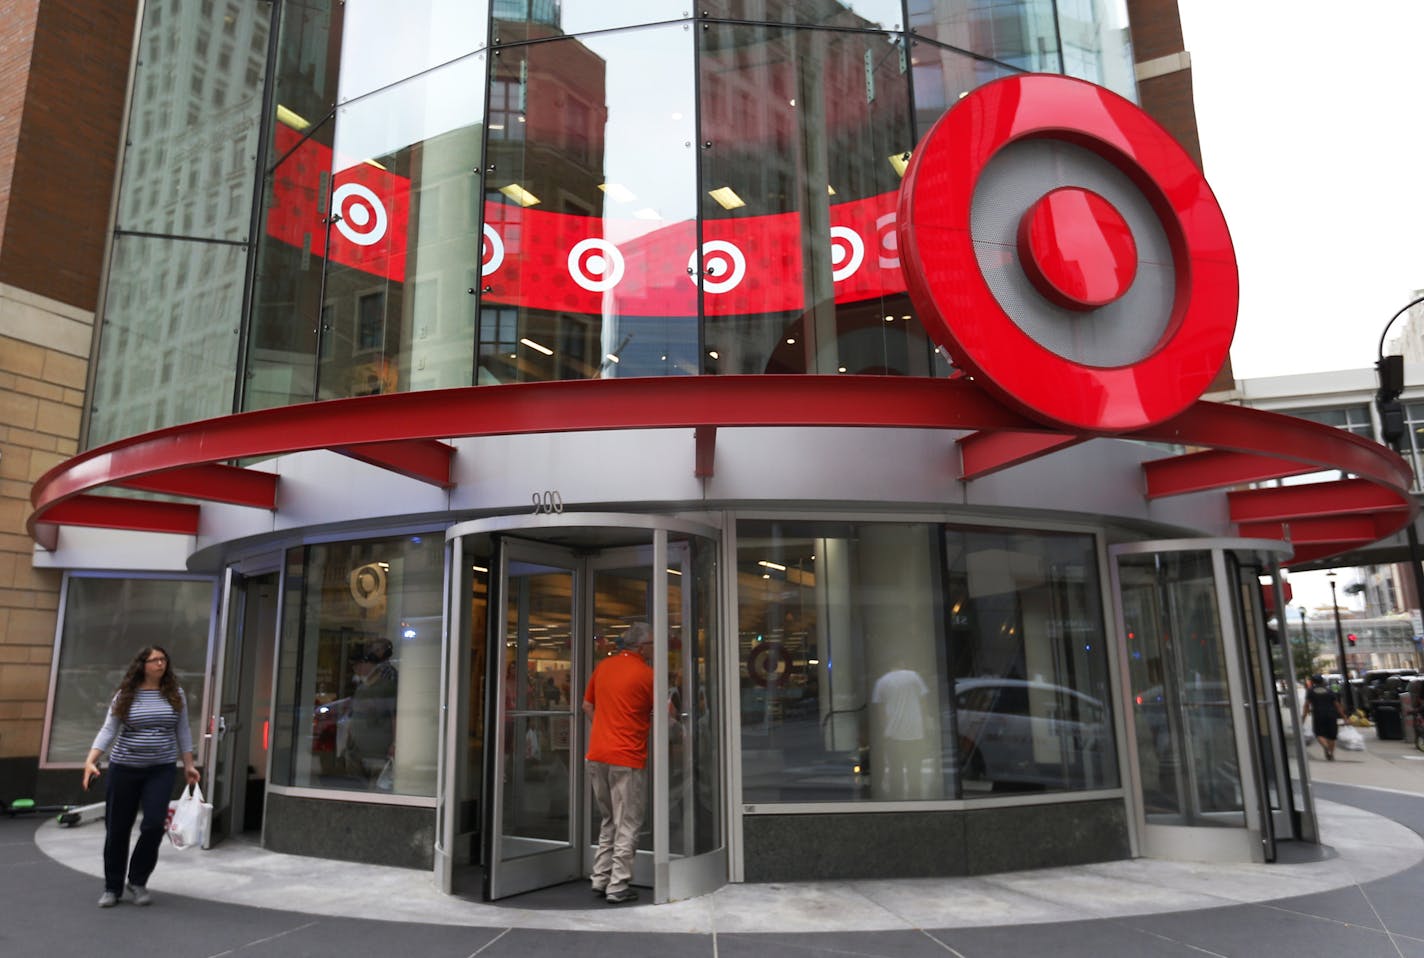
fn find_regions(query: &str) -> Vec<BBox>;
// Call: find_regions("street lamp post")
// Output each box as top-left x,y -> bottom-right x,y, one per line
1328,571 -> 1354,713
1376,294 -> 1424,626
1298,605 -> 1308,672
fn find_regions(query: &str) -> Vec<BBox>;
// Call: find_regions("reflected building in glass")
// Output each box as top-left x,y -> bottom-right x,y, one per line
1,0 -> 1377,903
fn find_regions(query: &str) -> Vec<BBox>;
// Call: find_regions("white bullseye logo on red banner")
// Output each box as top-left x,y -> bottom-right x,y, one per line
876,211 -> 900,269
688,240 -> 747,294
896,74 -> 1238,433
829,226 -> 865,282
331,183 -> 388,247
568,238 -> 625,292
481,224 -> 504,276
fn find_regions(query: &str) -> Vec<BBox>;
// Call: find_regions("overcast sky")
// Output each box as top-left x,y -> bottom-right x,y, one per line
1177,1 -> 1424,383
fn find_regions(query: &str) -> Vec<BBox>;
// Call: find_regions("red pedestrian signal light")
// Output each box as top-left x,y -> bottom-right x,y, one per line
1347,633 -> 1357,646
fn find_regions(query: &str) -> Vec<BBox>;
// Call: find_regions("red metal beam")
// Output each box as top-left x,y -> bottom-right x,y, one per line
333,439 -> 455,488
114,463 -> 279,508
694,426 -> 716,478
959,429 -> 1083,480
1239,515 -> 1393,546
1228,479 -> 1410,524
37,494 -> 201,550
24,377 -> 1417,568
1143,450 -> 1319,498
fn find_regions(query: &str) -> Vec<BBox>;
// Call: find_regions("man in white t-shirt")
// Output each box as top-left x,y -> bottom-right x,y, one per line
872,663 -> 930,798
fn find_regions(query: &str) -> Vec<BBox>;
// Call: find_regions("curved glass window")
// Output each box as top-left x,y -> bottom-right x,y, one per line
908,0 -> 1062,74
93,1 -> 1152,441
699,22 -> 927,376
87,0 -> 269,448
737,519 -> 1117,803
271,535 -> 443,798
478,24 -> 698,383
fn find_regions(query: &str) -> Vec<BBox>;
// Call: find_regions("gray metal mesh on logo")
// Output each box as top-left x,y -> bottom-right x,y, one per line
970,138 -> 1175,368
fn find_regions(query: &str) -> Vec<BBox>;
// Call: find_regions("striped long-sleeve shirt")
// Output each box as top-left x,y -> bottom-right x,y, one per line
91,688 -> 193,767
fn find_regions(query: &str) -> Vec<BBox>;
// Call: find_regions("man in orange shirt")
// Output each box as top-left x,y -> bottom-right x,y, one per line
583,621 -> 654,904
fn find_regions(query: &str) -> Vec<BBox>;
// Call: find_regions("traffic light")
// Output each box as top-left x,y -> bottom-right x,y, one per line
1347,633 -> 1357,647
1377,354 -> 1406,449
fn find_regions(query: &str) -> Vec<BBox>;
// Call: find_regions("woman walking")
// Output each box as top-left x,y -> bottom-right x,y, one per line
82,646 -> 200,907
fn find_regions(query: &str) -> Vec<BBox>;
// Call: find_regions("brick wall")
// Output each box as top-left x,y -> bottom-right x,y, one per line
0,0 -> 42,247
0,0 -> 136,776
0,288 -> 92,762
0,0 -> 136,311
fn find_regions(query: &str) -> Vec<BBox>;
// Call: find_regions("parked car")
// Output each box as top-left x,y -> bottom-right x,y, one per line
947,677 -> 1112,793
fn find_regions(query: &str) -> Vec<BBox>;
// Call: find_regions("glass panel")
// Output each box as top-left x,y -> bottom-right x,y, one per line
480,25 -> 699,383
246,0 -> 346,410
702,0 -> 905,30
500,557 -> 575,859
1058,0 -> 1136,99
736,521 -> 945,803
336,0 -> 488,104
1233,560 -> 1282,815
89,236 -> 245,446
315,55 -> 487,399
670,533 -> 721,856
114,0 -> 269,241
699,23 -> 927,376
909,41 -> 1020,137
45,577 -> 213,764
495,0 -> 689,43
1119,552 -> 1244,827
908,0 -> 1062,74
454,536 -> 493,868
737,520 -> 1115,804
943,526 -> 1117,795
271,535 -> 443,795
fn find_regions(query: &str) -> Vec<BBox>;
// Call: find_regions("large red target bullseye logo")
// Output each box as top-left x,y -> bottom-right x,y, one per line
897,74 -> 1238,433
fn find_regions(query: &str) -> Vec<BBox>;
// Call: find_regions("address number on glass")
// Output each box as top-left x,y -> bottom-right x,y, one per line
531,491 -> 564,515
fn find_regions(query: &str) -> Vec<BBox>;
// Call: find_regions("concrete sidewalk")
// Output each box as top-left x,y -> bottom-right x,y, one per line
9,740 -> 1424,956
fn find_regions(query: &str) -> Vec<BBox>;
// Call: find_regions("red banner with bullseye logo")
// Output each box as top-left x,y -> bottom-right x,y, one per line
266,125 -> 906,315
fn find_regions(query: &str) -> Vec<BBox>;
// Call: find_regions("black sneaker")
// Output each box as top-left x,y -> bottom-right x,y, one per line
605,888 -> 639,905
591,884 -> 607,896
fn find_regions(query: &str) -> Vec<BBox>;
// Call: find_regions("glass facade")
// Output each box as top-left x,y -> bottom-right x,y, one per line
270,535 -> 444,797
44,576 -> 215,764
736,519 -> 1116,803
86,0 -> 1136,450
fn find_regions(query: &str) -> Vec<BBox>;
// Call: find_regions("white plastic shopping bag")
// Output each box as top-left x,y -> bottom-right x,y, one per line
166,783 -> 213,850
1337,724 -> 1366,752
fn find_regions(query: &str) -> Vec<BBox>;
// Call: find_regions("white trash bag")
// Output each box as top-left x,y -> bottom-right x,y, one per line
166,783 -> 213,850
1337,724 -> 1366,752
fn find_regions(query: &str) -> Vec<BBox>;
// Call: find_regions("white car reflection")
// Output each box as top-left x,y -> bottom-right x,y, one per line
949,678 -> 1110,792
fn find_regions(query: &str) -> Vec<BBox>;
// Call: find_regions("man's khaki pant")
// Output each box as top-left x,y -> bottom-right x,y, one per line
587,760 -> 646,896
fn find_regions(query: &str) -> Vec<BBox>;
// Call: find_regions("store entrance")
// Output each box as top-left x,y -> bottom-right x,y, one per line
439,516 -> 726,903
1111,540 -> 1298,863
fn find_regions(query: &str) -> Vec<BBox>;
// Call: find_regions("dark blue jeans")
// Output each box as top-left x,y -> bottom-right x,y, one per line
103,762 -> 176,893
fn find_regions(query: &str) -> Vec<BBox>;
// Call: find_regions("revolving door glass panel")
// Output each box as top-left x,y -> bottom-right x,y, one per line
1118,551 -> 1245,826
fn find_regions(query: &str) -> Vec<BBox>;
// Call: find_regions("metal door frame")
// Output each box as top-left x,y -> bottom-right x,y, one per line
206,557 -> 282,847
441,513 -> 726,903
1108,537 -> 1291,864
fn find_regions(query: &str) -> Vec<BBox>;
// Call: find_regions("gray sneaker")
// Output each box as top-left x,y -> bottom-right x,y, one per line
126,883 -> 152,906
97,890 -> 119,908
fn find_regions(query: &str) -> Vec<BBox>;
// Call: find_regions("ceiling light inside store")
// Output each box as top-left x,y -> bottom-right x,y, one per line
827,184 -> 837,196
276,104 -> 311,132
499,183 -> 541,207
604,353 -> 620,364
887,152 -> 911,177
599,183 -> 637,203
708,186 -> 745,210
758,560 -> 787,571
520,337 -> 553,356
